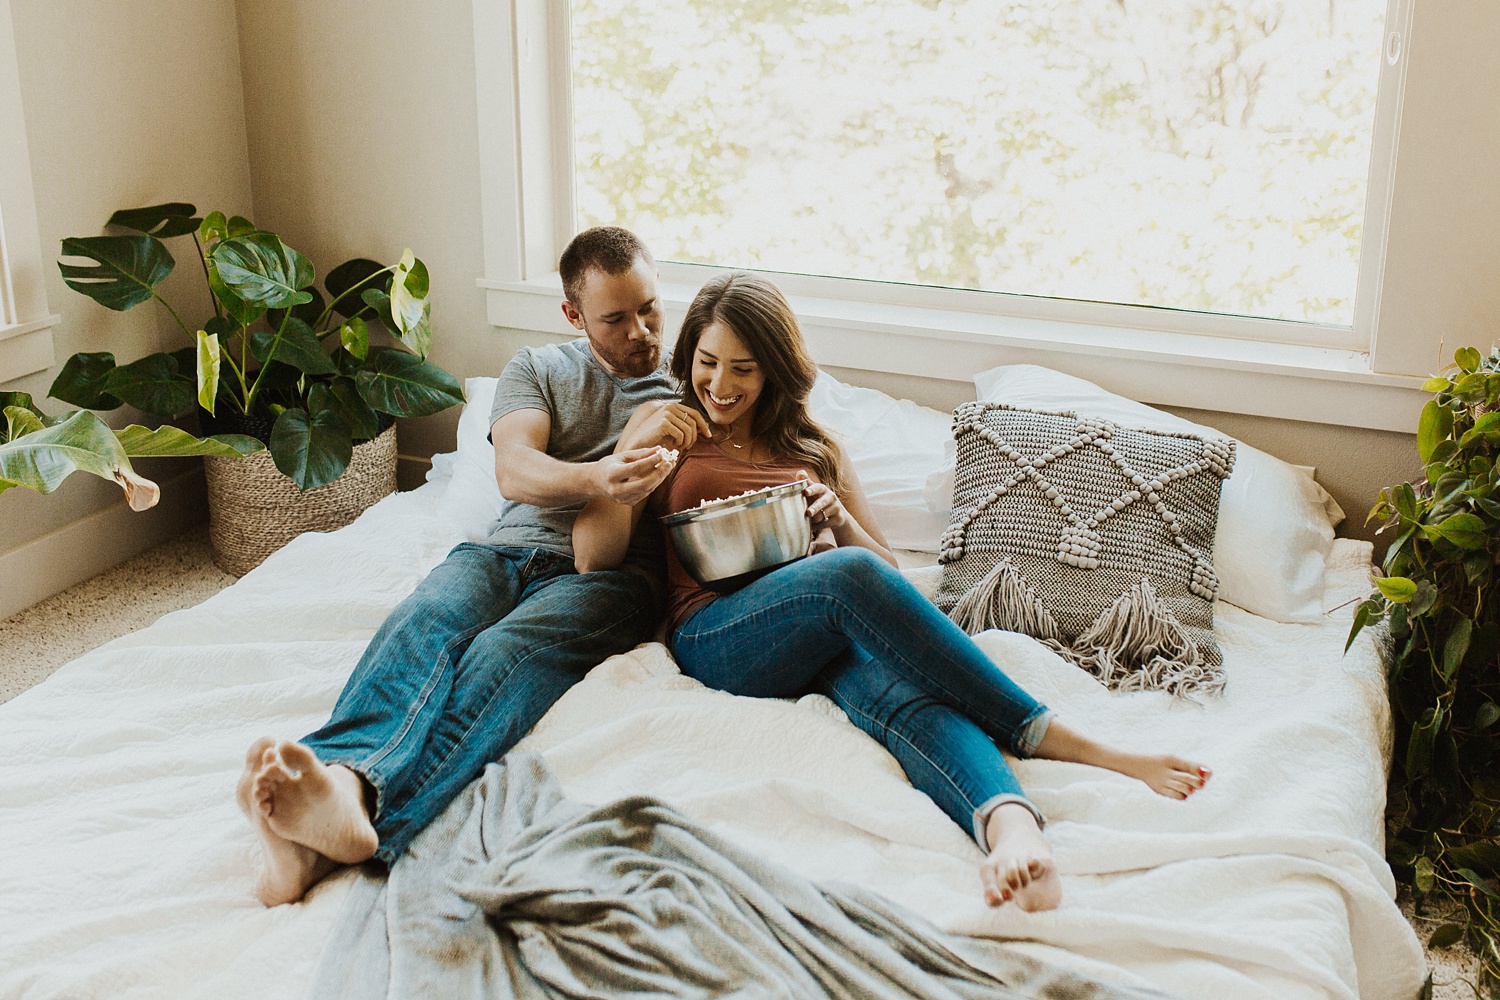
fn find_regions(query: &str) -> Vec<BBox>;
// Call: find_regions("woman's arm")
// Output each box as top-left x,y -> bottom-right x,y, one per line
802,443 -> 898,568
573,404 -> 681,573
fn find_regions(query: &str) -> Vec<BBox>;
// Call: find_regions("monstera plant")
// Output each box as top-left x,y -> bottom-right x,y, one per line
49,203 -> 463,490
1348,347 -> 1500,994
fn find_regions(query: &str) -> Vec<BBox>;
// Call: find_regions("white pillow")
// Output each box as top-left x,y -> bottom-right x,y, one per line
941,365 -> 1342,624
807,372 -> 954,552
430,376 -> 506,538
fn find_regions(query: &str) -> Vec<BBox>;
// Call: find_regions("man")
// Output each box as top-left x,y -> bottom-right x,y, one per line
236,227 -> 710,905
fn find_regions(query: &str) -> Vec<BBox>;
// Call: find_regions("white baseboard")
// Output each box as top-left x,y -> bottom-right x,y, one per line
0,466 -> 208,621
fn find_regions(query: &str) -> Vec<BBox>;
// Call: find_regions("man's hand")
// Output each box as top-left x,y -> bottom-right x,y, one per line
596,445 -> 679,506
618,401 -> 712,454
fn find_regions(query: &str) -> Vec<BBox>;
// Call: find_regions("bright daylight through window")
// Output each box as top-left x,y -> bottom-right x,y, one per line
571,1 -> 1387,331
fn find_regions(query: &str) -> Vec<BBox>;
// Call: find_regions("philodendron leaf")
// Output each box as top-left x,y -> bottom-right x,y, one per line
249,317 -> 339,376
101,353 -> 196,418
196,330 -> 221,415
1374,576 -> 1417,603
1427,924 -> 1463,949
0,409 -> 159,509
58,235 -> 175,311
325,376 -> 379,440
5,405 -> 44,442
1413,856 -> 1436,893
113,424 -> 262,458
1455,346 -> 1482,372
325,258 -> 386,319
1422,376 -> 1452,393
338,317 -> 369,360
269,407 -> 353,491
49,352 -> 123,410
1441,617 -> 1472,680
1417,400 -> 1453,464
389,250 -> 432,358
107,203 -> 201,239
353,348 -> 465,418
210,232 -> 315,309
1433,511 -> 1487,550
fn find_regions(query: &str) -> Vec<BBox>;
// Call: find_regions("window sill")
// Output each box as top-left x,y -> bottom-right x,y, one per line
0,315 -> 58,385
479,277 -> 1425,434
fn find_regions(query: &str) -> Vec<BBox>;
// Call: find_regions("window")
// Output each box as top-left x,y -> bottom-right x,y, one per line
571,1 -> 1386,334
0,0 -> 56,384
473,0 -> 1433,433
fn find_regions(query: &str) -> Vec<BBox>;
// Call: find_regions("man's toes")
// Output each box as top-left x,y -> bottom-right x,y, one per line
277,741 -> 321,778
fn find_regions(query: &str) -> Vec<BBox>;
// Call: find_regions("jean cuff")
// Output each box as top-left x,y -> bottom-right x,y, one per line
1013,706 -> 1054,758
972,794 -> 1047,851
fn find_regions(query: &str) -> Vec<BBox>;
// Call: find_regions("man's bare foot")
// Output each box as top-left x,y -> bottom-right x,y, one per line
1033,722 -> 1209,800
236,739 -> 338,906
237,737 -> 275,818
981,803 -> 1062,911
253,741 -> 378,865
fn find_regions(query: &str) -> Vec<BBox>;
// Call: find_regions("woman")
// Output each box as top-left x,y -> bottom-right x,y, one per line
573,272 -> 1209,911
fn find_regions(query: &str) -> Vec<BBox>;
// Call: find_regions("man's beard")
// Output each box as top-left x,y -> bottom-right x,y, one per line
593,339 -> 661,378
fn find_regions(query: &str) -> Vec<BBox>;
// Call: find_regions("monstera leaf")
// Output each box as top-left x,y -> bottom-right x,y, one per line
249,317 -> 338,376
100,352 -> 196,418
269,405 -> 353,491
388,250 -> 432,359
108,203 -> 202,239
58,236 -> 174,311
0,408 -> 159,510
354,348 -> 464,418
49,352 -> 124,411
209,232 -> 315,309
325,258 -> 386,319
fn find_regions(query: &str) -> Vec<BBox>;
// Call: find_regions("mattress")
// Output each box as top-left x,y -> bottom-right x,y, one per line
0,476 -> 1425,1000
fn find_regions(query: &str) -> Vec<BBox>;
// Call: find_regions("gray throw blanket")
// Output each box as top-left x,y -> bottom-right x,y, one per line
309,753 -> 1179,1000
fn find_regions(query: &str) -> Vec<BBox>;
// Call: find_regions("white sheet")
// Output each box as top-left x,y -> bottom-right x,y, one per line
0,479 -> 1424,1000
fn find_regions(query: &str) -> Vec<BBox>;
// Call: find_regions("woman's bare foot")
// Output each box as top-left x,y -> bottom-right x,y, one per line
980,803 -> 1062,911
1107,752 -> 1210,800
1034,722 -> 1209,800
236,740 -> 339,906
252,741 -> 379,865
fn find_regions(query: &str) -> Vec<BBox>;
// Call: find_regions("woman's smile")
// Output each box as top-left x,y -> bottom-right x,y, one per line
692,321 -> 765,429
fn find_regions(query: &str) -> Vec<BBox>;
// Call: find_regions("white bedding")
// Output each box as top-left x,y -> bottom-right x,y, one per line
0,477 -> 1425,1000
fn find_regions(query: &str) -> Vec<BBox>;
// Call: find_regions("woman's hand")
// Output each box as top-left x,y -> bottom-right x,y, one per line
799,474 -> 850,531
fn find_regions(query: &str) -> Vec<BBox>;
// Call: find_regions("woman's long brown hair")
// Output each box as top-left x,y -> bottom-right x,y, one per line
671,272 -> 845,495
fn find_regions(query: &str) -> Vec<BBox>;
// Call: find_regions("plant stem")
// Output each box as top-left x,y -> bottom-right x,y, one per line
243,307 -> 295,412
193,234 -> 222,322
152,293 -> 194,340
312,264 -> 396,336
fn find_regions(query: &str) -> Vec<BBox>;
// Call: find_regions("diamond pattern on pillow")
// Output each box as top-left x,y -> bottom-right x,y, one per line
934,402 -> 1235,698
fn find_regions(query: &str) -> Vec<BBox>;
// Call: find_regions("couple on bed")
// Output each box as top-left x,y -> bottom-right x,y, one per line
239,226 -> 1209,912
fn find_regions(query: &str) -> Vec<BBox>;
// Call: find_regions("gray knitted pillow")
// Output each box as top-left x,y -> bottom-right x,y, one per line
934,402 -> 1236,698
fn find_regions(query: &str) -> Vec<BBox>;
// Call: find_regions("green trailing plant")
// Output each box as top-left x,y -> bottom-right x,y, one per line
0,390 -> 260,509
50,203 -> 464,491
1348,347 -> 1500,997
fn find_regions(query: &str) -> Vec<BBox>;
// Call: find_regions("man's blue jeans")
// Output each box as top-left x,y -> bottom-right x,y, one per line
670,547 -> 1051,847
302,543 -> 658,863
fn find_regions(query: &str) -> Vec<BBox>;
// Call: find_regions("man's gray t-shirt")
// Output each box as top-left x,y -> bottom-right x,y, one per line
486,339 -> 677,565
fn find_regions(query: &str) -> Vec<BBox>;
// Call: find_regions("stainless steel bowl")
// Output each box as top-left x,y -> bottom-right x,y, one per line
660,481 -> 811,590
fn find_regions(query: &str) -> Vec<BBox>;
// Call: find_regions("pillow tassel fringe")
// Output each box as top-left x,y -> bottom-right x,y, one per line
949,559 -> 1062,641
1064,577 -> 1225,700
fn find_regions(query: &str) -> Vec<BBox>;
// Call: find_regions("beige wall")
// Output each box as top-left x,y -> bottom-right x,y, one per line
0,0 -> 252,617
6,0 -> 1488,617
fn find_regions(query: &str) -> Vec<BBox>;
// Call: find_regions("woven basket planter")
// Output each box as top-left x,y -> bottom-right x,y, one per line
203,425 -> 398,577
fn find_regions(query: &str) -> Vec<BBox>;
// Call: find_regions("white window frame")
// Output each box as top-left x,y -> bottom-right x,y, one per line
0,0 -> 56,386
473,0 -> 1427,433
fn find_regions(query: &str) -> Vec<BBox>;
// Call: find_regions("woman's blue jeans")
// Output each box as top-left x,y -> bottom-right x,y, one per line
669,547 -> 1051,847
301,543 -> 658,863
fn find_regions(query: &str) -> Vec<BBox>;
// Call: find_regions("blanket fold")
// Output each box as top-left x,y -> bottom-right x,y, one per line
309,752 -> 1179,1000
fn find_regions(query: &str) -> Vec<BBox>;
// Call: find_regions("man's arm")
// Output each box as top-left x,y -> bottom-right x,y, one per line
492,401 -> 703,508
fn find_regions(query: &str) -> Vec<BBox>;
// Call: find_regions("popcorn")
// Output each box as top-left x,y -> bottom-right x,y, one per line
655,446 -> 680,464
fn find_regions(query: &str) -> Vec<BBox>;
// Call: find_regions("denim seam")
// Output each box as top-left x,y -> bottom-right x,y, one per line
833,696 -> 984,840
678,589 -> 1039,750
973,793 -> 1047,850
358,616 -> 497,793
379,601 -> 648,851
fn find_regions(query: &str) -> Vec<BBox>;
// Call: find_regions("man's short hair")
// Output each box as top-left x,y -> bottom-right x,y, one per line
559,227 -> 654,308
